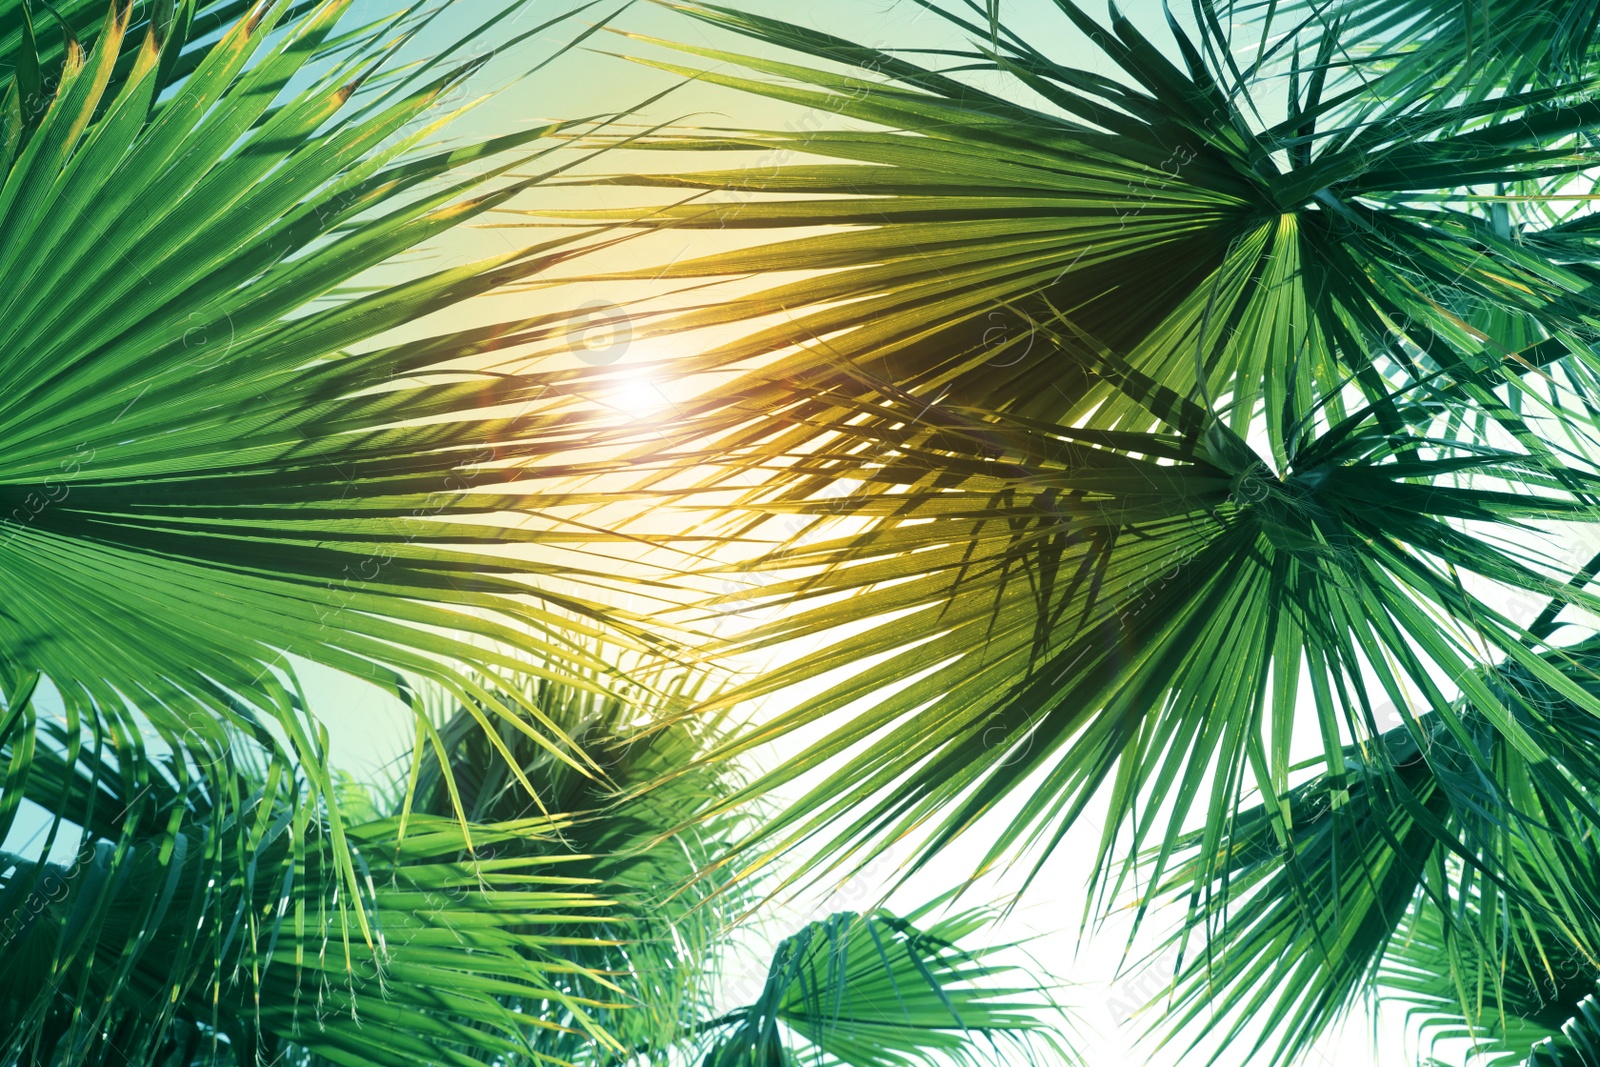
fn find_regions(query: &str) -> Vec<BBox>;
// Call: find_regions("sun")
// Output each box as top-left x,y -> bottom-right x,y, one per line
601,366 -> 674,422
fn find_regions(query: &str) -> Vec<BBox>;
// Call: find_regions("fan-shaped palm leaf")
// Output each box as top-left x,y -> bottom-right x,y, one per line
1143,631 -> 1600,1065
534,0 -> 1600,928
632,365 -> 1600,919
562,0 -> 1600,465
0,0 -> 678,942
691,901 -> 1076,1067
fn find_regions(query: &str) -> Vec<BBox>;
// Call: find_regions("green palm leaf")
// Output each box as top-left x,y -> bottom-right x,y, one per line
0,663 -> 763,1066
644,364 -> 1600,918
0,0 -> 673,916
1383,902 -> 1600,1067
0,695 -> 625,1066
563,0 -> 1600,465
692,901 -> 1076,1067
1144,631 -> 1600,1065
403,671 -> 758,1065
0,0 -> 304,121
536,0 -> 1600,930
1293,0 -> 1600,92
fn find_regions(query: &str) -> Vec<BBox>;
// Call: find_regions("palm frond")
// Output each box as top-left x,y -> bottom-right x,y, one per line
559,0 -> 1600,467
1383,902 -> 1600,1067
638,366 -> 1600,921
1,661 -> 770,1067
0,0 -> 675,933
693,901 -> 1077,1067
0,687 -> 625,1067
404,670 -> 760,1065
1278,0 -> 1600,92
519,0 -> 1600,936
1144,631 -> 1600,1065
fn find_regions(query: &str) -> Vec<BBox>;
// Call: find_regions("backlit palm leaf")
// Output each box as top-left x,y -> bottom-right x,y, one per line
693,902 -> 1075,1067
563,1 -> 1600,465
644,364 -> 1600,917
1146,632 -> 1600,1064
0,0 -> 670,902
550,0 -> 1600,923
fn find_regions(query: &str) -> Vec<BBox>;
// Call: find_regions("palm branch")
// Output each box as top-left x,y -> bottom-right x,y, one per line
628,372 -> 1600,920
571,0 -> 1600,460
3,655 -> 1075,1067
1140,631 -> 1600,1065
689,901 -> 1076,1067
0,680 -> 623,1066
0,0 -> 683,951
402,670 -> 758,1065
1,661 -> 767,1067
540,1 -> 1600,921
1382,901 -> 1600,1067
1292,0 -> 1600,92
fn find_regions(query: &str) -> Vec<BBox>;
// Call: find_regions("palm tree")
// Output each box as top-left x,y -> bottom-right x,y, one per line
546,0 -> 1600,1060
